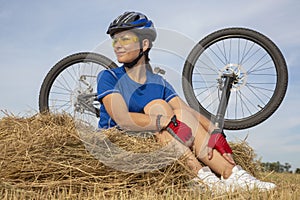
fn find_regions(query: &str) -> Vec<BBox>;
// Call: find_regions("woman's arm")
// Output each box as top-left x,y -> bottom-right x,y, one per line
168,96 -> 217,133
102,93 -> 159,131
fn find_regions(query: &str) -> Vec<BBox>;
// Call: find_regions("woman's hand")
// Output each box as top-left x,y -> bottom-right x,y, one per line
207,130 -> 235,165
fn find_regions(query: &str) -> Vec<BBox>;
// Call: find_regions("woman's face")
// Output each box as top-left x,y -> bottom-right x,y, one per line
112,31 -> 141,63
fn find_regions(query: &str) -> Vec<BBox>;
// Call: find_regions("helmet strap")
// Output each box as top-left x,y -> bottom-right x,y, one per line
124,48 -> 144,68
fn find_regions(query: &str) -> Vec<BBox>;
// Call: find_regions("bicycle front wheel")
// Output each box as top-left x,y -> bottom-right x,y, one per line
182,28 -> 288,130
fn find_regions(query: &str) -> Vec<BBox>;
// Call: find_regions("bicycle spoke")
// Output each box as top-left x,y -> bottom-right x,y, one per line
228,39 -> 232,64
195,58 -> 219,74
205,94 -> 219,111
193,73 -> 219,76
49,91 -> 71,96
239,41 -> 255,65
238,90 -> 254,116
52,81 -> 73,93
216,41 -> 228,64
66,66 -> 79,83
194,83 -> 218,96
245,85 -> 267,106
197,86 -> 218,102
247,55 -> 270,74
241,46 -> 261,66
234,91 -> 238,119
237,38 -> 241,65
209,46 -> 227,66
193,81 -> 218,84
247,83 -> 275,92
49,99 -> 73,111
60,73 -> 74,92
237,91 -> 245,118
246,84 -> 272,101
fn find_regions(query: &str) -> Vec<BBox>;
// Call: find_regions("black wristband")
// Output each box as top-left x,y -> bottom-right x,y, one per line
211,128 -> 226,138
156,114 -> 163,132
166,115 -> 178,127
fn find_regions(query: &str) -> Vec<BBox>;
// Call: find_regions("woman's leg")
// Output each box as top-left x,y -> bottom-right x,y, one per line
144,99 -> 203,175
144,99 -> 234,178
173,108 -> 234,178
144,100 -> 276,191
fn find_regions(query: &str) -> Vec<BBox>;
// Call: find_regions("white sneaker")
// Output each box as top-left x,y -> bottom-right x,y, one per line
223,165 -> 276,191
193,166 -> 227,193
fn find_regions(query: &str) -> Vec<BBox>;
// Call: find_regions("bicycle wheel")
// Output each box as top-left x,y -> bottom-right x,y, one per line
39,52 -> 118,118
182,27 -> 288,130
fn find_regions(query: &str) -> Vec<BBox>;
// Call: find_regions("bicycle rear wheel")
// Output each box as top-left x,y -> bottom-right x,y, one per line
39,52 -> 117,118
182,27 -> 288,130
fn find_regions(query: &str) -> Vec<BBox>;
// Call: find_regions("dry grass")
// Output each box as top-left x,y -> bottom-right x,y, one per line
0,113 -> 299,199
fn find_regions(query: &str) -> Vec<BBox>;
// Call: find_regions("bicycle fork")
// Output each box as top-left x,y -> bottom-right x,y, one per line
214,72 -> 236,132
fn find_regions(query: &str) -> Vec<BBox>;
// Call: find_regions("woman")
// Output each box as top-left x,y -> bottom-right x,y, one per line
97,11 -> 276,192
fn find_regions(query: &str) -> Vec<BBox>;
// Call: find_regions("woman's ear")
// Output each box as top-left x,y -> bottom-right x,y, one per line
142,39 -> 150,51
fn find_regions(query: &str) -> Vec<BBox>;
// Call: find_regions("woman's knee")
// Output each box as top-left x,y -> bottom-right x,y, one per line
144,99 -> 174,116
172,108 -> 190,120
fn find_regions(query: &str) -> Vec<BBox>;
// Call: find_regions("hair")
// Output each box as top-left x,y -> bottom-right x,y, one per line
133,31 -> 153,72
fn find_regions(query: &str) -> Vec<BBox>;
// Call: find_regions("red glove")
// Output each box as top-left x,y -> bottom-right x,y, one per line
166,115 -> 194,147
208,130 -> 232,155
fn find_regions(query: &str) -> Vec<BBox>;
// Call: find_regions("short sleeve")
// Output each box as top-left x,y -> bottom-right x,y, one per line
97,70 -> 119,102
163,79 -> 178,102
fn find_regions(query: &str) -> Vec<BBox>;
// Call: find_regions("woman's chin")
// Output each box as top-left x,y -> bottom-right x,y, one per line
116,56 -> 127,63
117,58 -> 133,64
117,59 -> 125,64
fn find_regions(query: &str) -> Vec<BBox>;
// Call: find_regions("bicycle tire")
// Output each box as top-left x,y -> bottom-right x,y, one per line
39,52 -> 118,115
182,27 -> 288,130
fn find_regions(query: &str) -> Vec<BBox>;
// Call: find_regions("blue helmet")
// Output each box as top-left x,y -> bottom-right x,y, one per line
107,11 -> 157,41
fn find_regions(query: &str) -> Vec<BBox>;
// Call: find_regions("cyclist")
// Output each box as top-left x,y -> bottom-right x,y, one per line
97,11 -> 276,192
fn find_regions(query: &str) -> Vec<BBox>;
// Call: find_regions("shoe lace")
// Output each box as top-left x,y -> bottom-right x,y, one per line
203,173 -> 222,184
237,171 -> 259,184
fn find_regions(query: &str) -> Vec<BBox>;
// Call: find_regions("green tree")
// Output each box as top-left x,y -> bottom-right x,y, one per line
261,161 -> 291,173
284,162 -> 292,172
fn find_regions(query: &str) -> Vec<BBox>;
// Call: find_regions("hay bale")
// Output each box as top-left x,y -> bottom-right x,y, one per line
0,113 -> 189,193
0,113 -> 261,195
230,139 -> 262,177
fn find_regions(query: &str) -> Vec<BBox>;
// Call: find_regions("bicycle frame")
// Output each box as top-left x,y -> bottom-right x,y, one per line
75,93 -> 99,116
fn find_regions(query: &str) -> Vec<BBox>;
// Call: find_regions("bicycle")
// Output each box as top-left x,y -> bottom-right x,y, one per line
39,27 -> 288,131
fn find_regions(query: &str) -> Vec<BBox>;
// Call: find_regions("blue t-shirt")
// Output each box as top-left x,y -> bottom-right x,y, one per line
97,66 -> 178,128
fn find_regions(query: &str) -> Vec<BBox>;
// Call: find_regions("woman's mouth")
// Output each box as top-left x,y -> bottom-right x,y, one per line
115,51 -> 126,57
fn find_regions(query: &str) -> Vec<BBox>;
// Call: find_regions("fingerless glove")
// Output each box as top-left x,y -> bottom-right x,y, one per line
208,130 -> 232,155
166,115 -> 194,147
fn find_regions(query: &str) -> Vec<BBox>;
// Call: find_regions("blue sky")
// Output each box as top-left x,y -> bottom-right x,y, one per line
1,0 -> 300,170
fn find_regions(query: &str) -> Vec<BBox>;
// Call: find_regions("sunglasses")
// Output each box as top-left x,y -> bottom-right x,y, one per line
112,35 -> 139,46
